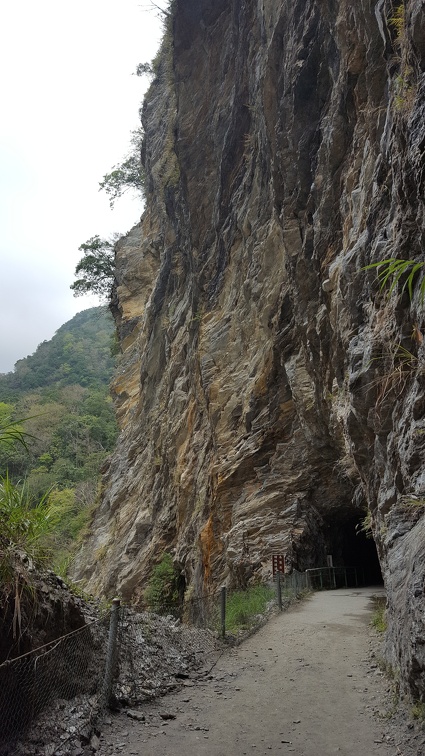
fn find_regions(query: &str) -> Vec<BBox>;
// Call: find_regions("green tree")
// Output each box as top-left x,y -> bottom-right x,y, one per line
99,128 -> 145,209
135,62 -> 153,77
70,236 -> 116,299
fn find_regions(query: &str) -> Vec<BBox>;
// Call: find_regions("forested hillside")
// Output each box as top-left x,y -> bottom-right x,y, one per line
0,307 -> 117,572
0,307 -> 115,394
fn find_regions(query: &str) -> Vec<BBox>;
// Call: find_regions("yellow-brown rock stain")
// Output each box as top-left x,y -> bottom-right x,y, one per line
199,514 -> 224,584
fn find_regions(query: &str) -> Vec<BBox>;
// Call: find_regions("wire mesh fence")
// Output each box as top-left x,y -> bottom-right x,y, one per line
281,569 -> 311,596
183,590 -> 222,630
0,613 -> 109,752
0,569 -> 311,752
115,606 -> 221,704
141,590 -> 223,631
143,571 -> 310,639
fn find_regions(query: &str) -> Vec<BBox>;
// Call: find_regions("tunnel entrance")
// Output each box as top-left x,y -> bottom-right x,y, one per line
324,514 -> 383,587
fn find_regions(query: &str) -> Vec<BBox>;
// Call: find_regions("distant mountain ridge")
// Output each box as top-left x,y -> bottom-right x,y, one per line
0,307 -> 115,396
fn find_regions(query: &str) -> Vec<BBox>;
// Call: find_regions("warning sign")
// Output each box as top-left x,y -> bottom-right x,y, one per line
272,554 -> 285,576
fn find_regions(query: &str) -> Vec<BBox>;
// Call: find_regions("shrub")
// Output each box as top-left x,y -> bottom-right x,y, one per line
0,474 -> 67,638
144,552 -> 179,614
0,475 -> 76,568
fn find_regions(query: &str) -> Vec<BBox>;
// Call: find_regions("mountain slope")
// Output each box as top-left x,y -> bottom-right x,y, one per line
0,306 -> 117,498
0,307 -> 115,395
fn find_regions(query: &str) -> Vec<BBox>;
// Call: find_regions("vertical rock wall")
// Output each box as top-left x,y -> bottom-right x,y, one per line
74,0 -> 425,697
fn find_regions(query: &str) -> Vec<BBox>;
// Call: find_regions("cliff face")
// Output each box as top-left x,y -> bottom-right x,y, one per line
73,0 -> 425,697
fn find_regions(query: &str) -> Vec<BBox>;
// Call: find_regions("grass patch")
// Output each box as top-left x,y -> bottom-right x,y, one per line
412,702 -> 425,720
371,596 -> 387,633
223,584 -> 275,635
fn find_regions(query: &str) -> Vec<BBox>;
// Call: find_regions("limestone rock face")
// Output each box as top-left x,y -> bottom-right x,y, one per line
73,0 -> 425,697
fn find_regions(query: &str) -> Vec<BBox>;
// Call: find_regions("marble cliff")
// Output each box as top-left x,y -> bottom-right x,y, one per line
74,0 -> 425,696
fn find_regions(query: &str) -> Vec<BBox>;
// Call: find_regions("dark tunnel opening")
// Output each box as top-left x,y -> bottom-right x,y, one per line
324,514 -> 383,587
341,516 -> 383,585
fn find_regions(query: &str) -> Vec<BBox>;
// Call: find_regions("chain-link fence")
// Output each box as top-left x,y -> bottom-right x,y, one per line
281,569 -> 311,596
143,571 -> 310,639
0,613 -> 110,754
0,570 -> 311,753
115,606 -> 221,704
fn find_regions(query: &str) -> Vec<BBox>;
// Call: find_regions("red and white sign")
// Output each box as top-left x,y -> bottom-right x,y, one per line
272,554 -> 285,576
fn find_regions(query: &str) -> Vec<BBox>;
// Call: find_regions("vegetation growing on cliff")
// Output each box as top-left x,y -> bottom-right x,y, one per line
98,128 -> 146,210
389,2 -> 416,111
71,236 -> 118,300
144,552 -> 180,614
365,258 -> 425,305
371,596 -> 387,633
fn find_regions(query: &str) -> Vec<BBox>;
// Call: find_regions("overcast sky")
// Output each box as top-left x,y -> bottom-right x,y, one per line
0,1 -> 163,373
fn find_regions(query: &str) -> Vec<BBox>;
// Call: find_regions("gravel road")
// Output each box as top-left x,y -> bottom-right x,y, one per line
95,588 -> 424,756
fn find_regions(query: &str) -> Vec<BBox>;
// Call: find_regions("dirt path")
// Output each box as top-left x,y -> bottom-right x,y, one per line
95,588 -> 423,756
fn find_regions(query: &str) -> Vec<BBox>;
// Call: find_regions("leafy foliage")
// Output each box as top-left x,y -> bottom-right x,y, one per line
364,258 -> 425,304
412,702 -> 425,720
389,2 -> 406,47
356,511 -> 373,538
388,3 -> 416,111
0,308 -> 118,575
0,403 -> 33,451
71,236 -> 116,299
0,307 -> 115,393
99,128 -> 145,209
0,390 -> 117,492
135,62 -> 154,77
144,553 -> 179,614
45,488 -> 96,575
0,472 -> 85,638
0,473 -> 59,566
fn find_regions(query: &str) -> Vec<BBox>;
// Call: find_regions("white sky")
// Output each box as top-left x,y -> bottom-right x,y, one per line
0,1 -> 163,373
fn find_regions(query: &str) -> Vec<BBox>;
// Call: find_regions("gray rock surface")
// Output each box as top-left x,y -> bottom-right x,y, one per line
73,0 -> 425,698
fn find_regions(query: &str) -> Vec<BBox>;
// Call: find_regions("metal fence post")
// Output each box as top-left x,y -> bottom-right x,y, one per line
220,586 -> 226,639
276,571 -> 283,610
100,598 -> 121,710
